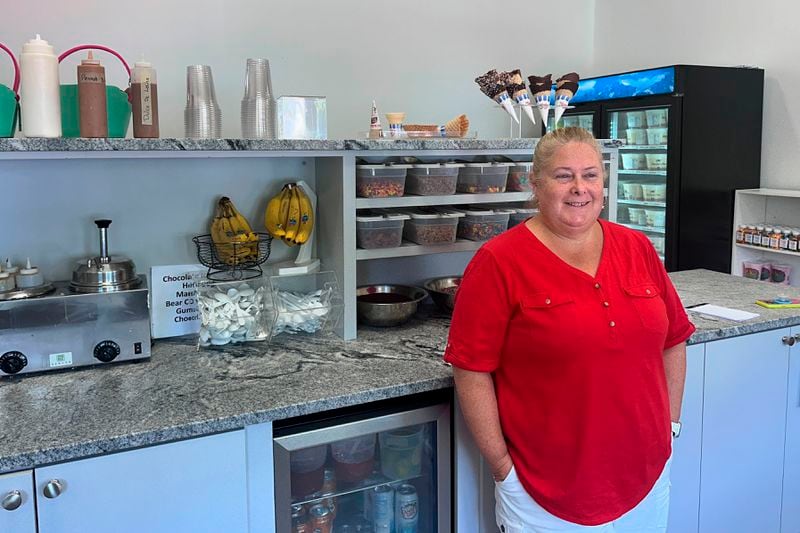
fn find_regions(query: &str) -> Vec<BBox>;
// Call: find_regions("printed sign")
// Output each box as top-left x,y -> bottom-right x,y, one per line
150,264 -> 205,338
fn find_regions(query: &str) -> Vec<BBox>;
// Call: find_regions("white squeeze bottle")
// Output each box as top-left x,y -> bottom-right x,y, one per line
19,34 -> 62,138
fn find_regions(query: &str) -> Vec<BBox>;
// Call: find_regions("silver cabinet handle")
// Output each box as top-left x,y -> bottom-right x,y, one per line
795,333 -> 800,342
783,336 -> 796,346
1,490 -> 22,511
42,479 -> 63,499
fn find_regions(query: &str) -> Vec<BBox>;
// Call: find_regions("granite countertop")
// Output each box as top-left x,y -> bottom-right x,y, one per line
1,269 -> 799,474
0,137 -> 622,153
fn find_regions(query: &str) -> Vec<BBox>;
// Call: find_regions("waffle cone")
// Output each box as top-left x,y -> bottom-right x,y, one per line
444,114 -> 469,137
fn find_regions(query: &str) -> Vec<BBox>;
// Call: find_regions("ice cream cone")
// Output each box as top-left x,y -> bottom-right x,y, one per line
553,72 -> 580,127
534,94 -> 550,124
494,92 -> 519,123
513,92 -> 536,125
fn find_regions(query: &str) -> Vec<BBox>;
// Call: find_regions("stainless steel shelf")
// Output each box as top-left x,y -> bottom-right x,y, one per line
618,199 -> 666,208
622,223 -> 666,234
619,145 -> 668,151
356,192 -> 531,209
618,169 -> 667,176
356,239 -> 483,260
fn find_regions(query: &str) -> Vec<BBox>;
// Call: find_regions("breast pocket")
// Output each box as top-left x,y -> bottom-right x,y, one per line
518,291 -> 577,345
624,282 -> 668,334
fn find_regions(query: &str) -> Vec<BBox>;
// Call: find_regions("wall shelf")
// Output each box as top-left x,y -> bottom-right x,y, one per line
618,169 -> 667,176
356,192 -> 531,209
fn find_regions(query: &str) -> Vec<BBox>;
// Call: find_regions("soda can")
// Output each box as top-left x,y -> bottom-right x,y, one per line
309,503 -> 333,533
372,484 -> 394,533
395,484 -> 419,533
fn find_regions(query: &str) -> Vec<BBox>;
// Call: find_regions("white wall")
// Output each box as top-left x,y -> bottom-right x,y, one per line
593,0 -> 800,190
1,0 -> 596,139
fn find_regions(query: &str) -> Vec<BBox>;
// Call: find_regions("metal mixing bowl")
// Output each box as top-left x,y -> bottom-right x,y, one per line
423,276 -> 463,313
356,284 -> 429,327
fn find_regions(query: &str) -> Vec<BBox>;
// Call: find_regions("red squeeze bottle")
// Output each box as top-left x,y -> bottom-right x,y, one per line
77,51 -> 108,137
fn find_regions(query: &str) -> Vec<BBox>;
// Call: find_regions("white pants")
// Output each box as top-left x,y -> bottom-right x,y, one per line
494,454 -> 672,533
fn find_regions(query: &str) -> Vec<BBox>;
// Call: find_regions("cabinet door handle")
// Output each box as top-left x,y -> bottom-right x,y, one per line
1,490 -> 22,511
783,336 -> 796,346
42,479 -> 63,499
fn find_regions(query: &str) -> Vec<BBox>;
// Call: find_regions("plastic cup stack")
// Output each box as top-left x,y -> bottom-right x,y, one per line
241,58 -> 276,139
184,65 -> 222,138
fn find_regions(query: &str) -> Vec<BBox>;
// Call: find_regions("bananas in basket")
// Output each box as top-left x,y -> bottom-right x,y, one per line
210,196 -> 260,265
264,183 -> 315,247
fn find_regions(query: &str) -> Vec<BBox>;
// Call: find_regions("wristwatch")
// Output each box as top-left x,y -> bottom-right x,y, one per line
671,421 -> 682,438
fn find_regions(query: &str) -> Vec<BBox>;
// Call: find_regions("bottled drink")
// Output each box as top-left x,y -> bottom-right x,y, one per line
77,51 -> 108,137
131,59 -> 159,138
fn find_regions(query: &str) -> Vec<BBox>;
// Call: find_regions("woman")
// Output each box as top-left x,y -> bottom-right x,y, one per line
444,127 -> 695,532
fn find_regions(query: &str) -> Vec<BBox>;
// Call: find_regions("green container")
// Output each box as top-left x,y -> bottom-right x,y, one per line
60,84 -> 131,138
0,84 -> 18,138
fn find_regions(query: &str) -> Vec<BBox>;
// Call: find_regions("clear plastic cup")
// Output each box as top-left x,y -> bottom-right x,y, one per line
379,425 -> 424,479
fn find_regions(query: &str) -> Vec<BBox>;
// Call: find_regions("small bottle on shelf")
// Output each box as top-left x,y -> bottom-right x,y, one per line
762,226 -> 774,248
754,225 -> 765,246
779,227 -> 790,250
770,227 -> 782,250
744,225 -> 755,245
789,230 -> 800,253
736,225 -> 745,244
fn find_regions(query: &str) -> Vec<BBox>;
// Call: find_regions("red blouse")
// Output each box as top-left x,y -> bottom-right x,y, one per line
444,219 -> 695,525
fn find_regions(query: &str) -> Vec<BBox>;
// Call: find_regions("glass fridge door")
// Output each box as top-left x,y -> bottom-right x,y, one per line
609,106 -> 669,263
548,111 -> 595,133
274,403 -> 450,532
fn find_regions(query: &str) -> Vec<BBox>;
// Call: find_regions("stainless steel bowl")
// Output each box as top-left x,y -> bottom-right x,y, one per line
356,284 -> 428,327
423,276 -> 462,313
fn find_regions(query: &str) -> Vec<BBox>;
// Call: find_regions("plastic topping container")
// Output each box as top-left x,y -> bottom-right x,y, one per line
356,211 -> 409,249
456,163 -> 509,193
506,162 -> 533,192
455,207 -> 511,241
508,207 -> 537,228
356,164 -> 409,197
402,207 -> 463,245
405,163 -> 461,195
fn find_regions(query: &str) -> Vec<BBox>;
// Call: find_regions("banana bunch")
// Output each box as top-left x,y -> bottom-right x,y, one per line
210,196 -> 259,265
264,183 -> 314,246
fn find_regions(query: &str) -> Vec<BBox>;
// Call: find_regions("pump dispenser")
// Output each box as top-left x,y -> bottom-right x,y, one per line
78,51 -> 108,137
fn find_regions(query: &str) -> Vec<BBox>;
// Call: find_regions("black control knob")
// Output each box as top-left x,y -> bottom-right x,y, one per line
93,341 -> 121,363
0,351 -> 28,375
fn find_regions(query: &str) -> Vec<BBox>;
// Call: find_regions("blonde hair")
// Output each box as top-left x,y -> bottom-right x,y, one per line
529,127 -> 603,208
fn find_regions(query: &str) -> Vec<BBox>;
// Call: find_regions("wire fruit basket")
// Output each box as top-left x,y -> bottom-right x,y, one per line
192,232 -> 273,281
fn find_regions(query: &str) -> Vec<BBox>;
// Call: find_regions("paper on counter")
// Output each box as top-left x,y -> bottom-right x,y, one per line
688,304 -> 759,321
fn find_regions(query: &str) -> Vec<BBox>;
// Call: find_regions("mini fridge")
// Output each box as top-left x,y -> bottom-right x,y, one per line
273,394 -> 451,532
550,65 -> 764,273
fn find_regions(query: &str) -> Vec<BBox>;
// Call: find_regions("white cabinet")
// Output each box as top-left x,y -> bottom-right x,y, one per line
782,326 -> 800,532
732,188 -> 800,287
699,329 -> 791,533
668,342 -> 704,533
0,470 -> 36,533
35,430 -> 249,533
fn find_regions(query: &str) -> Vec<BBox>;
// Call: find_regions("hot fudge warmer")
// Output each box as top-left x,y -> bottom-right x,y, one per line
0,220 -> 151,377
